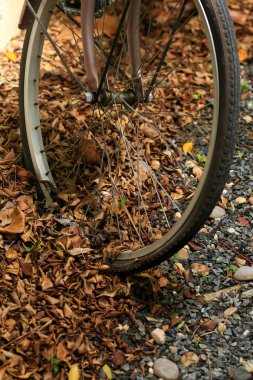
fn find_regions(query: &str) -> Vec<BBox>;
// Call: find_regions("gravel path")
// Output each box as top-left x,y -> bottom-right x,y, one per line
111,70 -> 253,380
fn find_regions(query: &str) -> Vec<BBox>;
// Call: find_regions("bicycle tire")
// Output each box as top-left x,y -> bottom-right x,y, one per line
19,0 -> 240,274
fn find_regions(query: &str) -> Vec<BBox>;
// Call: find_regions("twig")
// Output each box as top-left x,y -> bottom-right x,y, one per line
219,240 -> 253,266
0,321 -> 51,350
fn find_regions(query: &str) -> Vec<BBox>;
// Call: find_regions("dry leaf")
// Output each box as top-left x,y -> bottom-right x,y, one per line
113,351 -> 125,367
158,277 -> 169,287
68,247 -> 91,256
202,319 -> 217,331
183,142 -> 193,154
191,263 -> 209,276
238,49 -> 249,62
224,307 -> 237,318
102,364 -> 113,379
192,166 -> 203,180
0,207 -> 25,234
173,262 -> 185,275
133,160 -> 149,182
5,51 -> 17,62
217,322 -> 226,333
240,358 -> 253,373
56,341 -> 68,360
141,124 -> 159,138
181,352 -> 199,367
68,364 -> 80,380
79,139 -> 101,166
20,262 -> 33,277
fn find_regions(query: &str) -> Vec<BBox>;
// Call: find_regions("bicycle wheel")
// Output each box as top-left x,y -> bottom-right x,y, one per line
19,0 -> 239,273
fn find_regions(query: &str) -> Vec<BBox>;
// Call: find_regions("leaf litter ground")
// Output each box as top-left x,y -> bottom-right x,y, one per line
0,1 -> 253,379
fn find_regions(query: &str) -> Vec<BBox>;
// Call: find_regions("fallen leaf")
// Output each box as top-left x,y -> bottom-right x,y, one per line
68,247 -> 91,256
56,341 -> 68,360
113,351 -> 125,367
173,262 -> 185,275
191,263 -> 209,276
188,240 -> 203,251
158,277 -> 169,287
192,166 -> 203,180
102,364 -> 113,379
5,51 -> 17,62
202,319 -> 217,331
20,262 -> 33,277
238,49 -> 249,62
217,322 -> 226,333
224,307 -> 237,318
235,257 -> 246,267
140,124 -> 159,138
181,352 -> 199,367
240,358 -> 253,373
183,142 -> 193,154
68,364 -> 79,380
0,207 -> 25,234
96,14 -> 118,37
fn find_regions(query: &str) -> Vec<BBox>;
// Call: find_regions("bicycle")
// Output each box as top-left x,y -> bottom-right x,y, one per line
19,0 -> 240,274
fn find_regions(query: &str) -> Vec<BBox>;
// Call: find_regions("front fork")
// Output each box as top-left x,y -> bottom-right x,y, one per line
81,0 -> 142,96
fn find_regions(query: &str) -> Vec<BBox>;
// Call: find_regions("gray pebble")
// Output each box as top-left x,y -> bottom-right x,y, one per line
153,358 -> 179,380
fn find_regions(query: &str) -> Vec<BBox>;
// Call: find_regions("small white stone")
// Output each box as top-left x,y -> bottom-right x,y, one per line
148,367 -> 154,374
210,206 -> 226,219
234,266 -> 253,282
147,361 -> 153,367
151,328 -> 166,345
242,289 -> 253,298
154,358 -> 179,380
227,227 -> 236,234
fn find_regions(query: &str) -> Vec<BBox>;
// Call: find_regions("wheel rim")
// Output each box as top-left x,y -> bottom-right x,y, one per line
23,0 -> 219,262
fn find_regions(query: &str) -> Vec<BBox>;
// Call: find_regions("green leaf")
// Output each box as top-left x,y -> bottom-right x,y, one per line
193,93 -> 201,100
119,196 -> 126,207
177,321 -> 185,330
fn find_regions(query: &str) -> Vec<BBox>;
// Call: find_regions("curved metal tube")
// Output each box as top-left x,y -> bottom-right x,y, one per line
81,0 -> 99,92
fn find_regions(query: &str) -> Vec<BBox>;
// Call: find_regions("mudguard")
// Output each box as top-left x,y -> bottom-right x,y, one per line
18,0 -> 41,30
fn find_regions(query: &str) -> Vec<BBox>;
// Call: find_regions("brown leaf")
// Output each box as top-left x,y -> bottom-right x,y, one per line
158,277 -> 169,287
188,240 -> 203,252
217,322 -> 226,333
202,319 -> 217,331
0,207 -> 25,234
173,262 -> 185,275
20,262 -> 33,277
140,124 -> 159,138
181,352 -> 199,367
113,351 -> 125,367
5,248 -> 18,260
183,288 -> 196,299
96,14 -> 118,37
79,139 -> 101,166
224,307 -> 237,318
191,263 -> 210,276
56,341 -> 68,361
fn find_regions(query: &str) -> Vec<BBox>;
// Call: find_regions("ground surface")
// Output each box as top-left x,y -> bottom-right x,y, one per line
0,1 -> 252,379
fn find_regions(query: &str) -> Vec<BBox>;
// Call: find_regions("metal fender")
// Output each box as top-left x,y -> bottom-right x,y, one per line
18,0 -> 41,30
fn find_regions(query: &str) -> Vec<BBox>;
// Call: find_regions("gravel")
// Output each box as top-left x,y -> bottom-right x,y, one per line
111,74 -> 253,380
